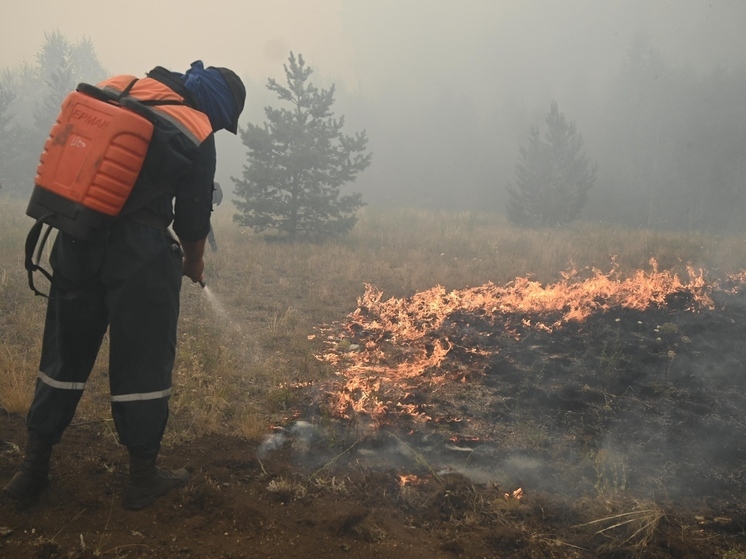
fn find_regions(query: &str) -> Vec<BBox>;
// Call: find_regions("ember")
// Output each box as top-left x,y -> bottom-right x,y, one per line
504,488 -> 523,502
398,474 -> 422,487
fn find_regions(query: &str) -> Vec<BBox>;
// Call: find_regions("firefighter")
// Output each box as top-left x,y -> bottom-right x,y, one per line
3,61 -> 245,510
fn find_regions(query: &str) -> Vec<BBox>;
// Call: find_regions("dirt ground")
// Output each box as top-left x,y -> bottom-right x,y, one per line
3,284 -> 746,558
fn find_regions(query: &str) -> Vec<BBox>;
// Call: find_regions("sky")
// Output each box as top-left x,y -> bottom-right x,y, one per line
0,0 -> 352,83
2,0 -> 745,93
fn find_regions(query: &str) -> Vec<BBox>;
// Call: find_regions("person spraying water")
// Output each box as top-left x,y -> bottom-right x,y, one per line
5,60 -> 246,511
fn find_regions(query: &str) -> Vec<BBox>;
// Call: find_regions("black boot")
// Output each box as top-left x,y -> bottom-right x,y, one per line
124,454 -> 189,510
3,435 -> 53,501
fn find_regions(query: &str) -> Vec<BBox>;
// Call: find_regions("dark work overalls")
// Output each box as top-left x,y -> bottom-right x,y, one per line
27,222 -> 183,457
26,70 -> 216,459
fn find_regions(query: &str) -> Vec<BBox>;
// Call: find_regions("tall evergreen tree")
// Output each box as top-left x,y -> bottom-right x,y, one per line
506,101 -> 596,227
233,52 -> 371,240
34,30 -> 106,131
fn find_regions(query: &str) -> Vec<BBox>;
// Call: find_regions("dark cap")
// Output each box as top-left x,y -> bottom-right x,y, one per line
211,67 -> 246,134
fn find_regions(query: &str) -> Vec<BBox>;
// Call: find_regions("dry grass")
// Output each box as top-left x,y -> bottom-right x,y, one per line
574,499 -> 666,556
2,197 -> 746,447
0,344 -> 36,414
266,476 -> 307,501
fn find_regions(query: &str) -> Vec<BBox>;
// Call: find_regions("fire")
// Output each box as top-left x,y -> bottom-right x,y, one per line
398,474 -> 422,487
318,259 -> 726,422
504,488 -> 524,502
352,258 -> 713,334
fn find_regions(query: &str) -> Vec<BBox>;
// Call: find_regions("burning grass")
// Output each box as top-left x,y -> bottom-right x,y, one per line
316,258 -> 720,423
298,251 -> 746,559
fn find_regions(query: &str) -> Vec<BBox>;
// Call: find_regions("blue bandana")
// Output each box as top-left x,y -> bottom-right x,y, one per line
174,60 -> 237,133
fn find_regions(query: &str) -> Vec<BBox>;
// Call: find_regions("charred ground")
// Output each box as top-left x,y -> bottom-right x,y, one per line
2,285 -> 746,558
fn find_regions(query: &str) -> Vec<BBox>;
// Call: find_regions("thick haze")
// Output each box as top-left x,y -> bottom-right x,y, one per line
2,0 -> 746,220
3,1 -> 743,90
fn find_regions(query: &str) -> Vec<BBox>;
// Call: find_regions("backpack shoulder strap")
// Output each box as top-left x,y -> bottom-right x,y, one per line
24,217 -> 79,300
24,216 -> 54,298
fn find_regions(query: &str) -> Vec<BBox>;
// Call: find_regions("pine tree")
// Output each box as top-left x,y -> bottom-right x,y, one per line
506,101 -> 596,227
0,30 -> 106,194
233,52 -> 371,240
34,31 -> 106,131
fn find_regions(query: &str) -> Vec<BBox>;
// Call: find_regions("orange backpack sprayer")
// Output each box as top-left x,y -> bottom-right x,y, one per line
27,83 -> 154,237
24,81 -> 161,297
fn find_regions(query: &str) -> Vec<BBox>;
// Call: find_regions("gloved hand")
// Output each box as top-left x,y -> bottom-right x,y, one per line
182,257 -> 204,284
180,238 -> 206,283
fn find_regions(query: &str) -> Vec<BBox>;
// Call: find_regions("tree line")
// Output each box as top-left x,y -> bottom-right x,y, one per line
2,30 -> 745,237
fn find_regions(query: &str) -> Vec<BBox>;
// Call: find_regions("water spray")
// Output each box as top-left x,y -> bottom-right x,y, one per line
198,279 -> 213,299
196,278 -> 241,336
189,270 -> 240,333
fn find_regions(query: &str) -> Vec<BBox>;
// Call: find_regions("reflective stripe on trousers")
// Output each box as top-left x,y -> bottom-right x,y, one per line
38,370 -> 86,391
37,371 -> 171,402
111,388 -> 172,402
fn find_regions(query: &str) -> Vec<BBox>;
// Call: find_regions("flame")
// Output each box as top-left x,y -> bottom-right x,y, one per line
399,474 -> 421,487
354,258 -> 712,334
318,259 -> 727,423
504,487 -> 524,502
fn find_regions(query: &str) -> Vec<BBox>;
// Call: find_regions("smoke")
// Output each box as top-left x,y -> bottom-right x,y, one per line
257,421 -> 323,460
256,419 -> 549,489
257,430 -> 286,459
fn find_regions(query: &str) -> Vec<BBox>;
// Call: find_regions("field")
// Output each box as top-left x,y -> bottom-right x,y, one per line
2,197 -> 746,558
